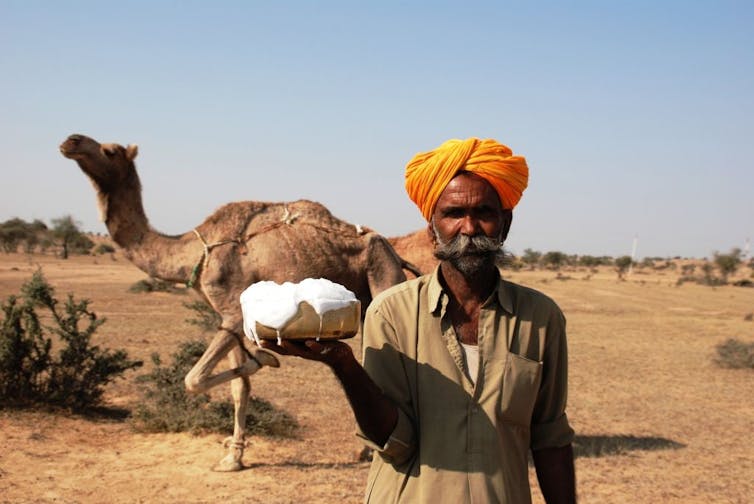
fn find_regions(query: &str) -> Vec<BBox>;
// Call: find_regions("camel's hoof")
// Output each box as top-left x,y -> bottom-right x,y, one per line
211,453 -> 243,472
357,446 -> 374,462
256,348 -> 280,368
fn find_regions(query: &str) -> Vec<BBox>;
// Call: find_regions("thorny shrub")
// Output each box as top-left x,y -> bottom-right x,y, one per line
0,270 -> 142,411
183,300 -> 222,332
128,277 -> 186,294
131,338 -> 299,437
714,339 -> 754,370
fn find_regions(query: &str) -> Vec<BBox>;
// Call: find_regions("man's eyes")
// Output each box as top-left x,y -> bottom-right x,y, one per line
443,209 -> 465,218
442,207 -> 496,219
476,207 -> 497,218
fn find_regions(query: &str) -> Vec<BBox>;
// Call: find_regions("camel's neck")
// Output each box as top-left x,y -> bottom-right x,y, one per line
103,183 -> 201,284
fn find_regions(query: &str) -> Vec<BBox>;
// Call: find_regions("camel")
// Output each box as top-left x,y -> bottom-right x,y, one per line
59,133 -> 420,471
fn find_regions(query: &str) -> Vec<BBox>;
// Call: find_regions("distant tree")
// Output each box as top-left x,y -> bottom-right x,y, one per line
681,264 -> 696,276
542,251 -> 567,270
640,257 -> 655,269
0,218 -> 29,253
614,256 -> 633,279
22,234 -> 39,254
22,220 -> 49,254
38,236 -> 54,254
714,248 -> 742,283
578,255 -> 612,267
69,233 -> 95,256
521,248 -> 542,269
701,261 -> 717,285
50,215 -> 91,259
93,243 -> 116,255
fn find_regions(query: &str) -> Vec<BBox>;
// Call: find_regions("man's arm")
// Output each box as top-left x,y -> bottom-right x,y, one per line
532,444 -> 576,504
260,339 -> 398,446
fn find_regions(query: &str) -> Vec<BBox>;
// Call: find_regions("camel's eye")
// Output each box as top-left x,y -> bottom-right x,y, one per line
103,147 -> 117,158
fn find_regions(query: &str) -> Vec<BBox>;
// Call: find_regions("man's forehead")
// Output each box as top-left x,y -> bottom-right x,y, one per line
438,172 -> 501,206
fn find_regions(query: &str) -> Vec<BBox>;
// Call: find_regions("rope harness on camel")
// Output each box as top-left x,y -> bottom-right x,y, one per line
185,204 -> 369,365
187,205 -> 368,288
187,229 -> 238,288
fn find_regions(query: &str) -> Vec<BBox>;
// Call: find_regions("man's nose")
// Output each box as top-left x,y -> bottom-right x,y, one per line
459,215 -> 481,235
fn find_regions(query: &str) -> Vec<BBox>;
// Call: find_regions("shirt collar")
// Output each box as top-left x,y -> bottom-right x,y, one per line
427,265 -> 514,315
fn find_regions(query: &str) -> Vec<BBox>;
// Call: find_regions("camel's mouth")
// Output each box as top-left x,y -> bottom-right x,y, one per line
59,134 -> 89,159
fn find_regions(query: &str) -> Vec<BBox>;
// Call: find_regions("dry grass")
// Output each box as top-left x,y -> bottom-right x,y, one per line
1,251 -> 753,503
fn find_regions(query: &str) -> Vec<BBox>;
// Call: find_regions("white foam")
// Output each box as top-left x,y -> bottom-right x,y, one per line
240,278 -> 357,345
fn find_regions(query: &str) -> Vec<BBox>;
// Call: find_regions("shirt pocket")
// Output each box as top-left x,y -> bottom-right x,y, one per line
497,352 -> 543,427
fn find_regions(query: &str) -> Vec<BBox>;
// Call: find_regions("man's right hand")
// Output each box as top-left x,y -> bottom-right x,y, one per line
259,339 -> 356,369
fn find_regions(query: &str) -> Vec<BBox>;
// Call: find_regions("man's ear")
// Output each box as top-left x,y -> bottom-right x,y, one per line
500,210 -> 513,242
426,221 -> 437,247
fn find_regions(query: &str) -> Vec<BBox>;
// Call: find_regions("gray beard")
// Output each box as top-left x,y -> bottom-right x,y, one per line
432,225 -> 504,278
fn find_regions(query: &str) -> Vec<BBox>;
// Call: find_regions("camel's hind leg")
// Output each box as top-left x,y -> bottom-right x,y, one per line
183,329 -> 279,471
216,344 -> 252,472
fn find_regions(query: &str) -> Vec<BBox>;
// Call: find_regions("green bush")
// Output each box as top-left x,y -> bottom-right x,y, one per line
93,243 -> 116,255
521,248 -> 542,268
183,300 -> 222,332
132,339 -> 298,437
69,233 -> 95,256
614,256 -> 633,278
0,218 -> 48,253
714,248 -> 742,283
572,434 -> 684,458
577,255 -> 612,267
129,277 -> 185,294
714,339 -> 754,369
541,251 -> 568,270
675,261 -> 730,287
0,270 -> 142,411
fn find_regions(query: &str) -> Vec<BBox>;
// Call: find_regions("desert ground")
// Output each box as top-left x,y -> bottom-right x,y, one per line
1,242 -> 753,503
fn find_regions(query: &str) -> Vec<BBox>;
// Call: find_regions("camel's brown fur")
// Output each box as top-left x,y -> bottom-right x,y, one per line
389,229 -> 439,276
59,134 -> 417,471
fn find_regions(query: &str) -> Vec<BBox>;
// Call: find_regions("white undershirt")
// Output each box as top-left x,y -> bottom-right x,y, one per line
460,343 -> 479,385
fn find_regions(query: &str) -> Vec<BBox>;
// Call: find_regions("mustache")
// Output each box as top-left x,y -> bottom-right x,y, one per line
433,231 -> 502,261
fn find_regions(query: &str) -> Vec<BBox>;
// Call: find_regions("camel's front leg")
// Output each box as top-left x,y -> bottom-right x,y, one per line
184,329 -> 279,471
184,329 -> 279,394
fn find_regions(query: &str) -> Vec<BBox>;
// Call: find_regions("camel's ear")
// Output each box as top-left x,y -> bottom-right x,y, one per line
102,145 -> 118,158
126,144 -> 139,161
366,233 -> 407,297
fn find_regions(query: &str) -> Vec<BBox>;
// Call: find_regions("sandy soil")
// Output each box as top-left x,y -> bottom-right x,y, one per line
1,250 -> 753,503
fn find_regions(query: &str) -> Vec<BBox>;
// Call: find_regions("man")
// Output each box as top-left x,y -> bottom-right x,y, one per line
264,137 -> 576,503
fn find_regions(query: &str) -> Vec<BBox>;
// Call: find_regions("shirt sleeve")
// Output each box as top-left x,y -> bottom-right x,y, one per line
530,307 -> 575,450
356,301 -> 417,465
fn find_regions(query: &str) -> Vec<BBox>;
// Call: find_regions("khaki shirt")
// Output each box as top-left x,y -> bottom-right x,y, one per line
358,267 -> 574,504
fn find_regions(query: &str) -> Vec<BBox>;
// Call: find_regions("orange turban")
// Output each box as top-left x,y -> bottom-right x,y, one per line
404,138 -> 529,221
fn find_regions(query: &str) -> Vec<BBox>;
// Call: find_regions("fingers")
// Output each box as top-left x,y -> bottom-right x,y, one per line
259,339 -> 327,360
259,339 -> 351,364
259,340 -> 305,357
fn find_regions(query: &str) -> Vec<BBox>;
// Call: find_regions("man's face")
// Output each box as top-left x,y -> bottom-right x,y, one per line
429,172 -> 511,277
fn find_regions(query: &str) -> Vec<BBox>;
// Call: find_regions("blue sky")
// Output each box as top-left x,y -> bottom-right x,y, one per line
1,1 -> 752,259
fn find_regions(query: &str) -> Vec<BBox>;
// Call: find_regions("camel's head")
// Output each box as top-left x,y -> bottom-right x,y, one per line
60,134 -> 139,190
60,134 -> 141,222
